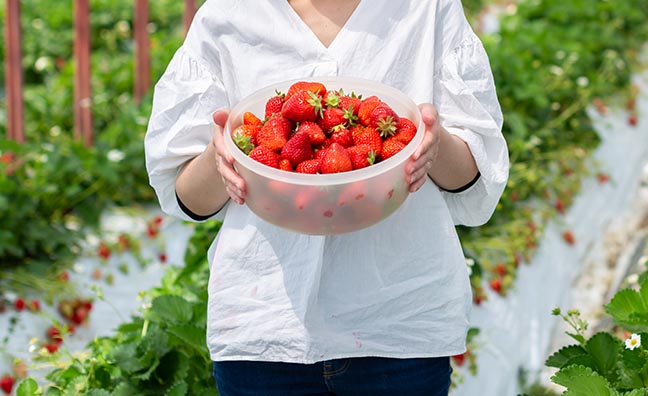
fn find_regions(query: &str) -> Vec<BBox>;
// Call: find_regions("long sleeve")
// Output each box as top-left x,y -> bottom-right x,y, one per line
144,46 -> 229,222
432,1 -> 509,226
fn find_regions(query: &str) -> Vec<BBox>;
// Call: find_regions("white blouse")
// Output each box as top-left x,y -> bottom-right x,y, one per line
145,0 -> 509,363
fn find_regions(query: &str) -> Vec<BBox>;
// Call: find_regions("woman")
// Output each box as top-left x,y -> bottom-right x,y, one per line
144,0 -> 509,394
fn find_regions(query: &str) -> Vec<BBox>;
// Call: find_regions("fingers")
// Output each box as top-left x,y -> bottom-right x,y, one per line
212,109 -> 230,127
212,109 -> 246,204
418,103 -> 438,127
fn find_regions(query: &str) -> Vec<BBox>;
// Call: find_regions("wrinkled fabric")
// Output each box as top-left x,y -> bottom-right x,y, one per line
144,0 -> 509,364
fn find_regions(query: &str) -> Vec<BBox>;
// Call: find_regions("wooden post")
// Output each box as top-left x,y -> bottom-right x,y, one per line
134,0 -> 150,104
183,0 -> 196,35
74,0 -> 93,146
4,0 -> 25,143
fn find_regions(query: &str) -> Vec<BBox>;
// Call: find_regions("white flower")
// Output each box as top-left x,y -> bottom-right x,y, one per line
466,258 -> 475,267
31,18 -> 44,30
550,66 -> 564,76
576,77 -> 589,87
35,56 -> 51,71
555,50 -> 566,60
50,125 -> 62,137
107,149 -> 125,162
116,20 -> 130,33
625,333 -> 641,350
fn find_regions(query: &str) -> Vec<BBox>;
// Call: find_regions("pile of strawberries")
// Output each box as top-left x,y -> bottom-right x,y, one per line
230,81 -> 418,174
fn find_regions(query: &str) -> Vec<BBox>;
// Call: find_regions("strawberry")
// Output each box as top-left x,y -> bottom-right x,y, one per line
394,117 -> 417,145
159,252 -> 167,263
370,103 -> 400,137
58,271 -> 70,282
281,90 -> 323,122
381,137 -> 406,161
0,375 -> 14,394
494,263 -> 507,277
451,353 -> 466,367
44,342 -> 60,353
319,107 -> 348,133
232,124 -> 260,154
257,116 -> 292,151
281,133 -> 313,167
320,143 -> 353,174
629,114 -> 638,126
490,278 -> 503,294
323,90 -> 341,108
278,158 -> 293,172
0,152 -> 15,164
358,96 -> 381,126
296,121 -> 326,145
339,94 -> 362,116
28,299 -> 41,312
47,325 -> 64,343
347,144 -> 376,170
562,230 -> 575,245
14,298 -> 25,311
264,91 -> 285,119
296,159 -> 321,174
97,241 -> 111,260
243,111 -> 263,127
329,126 -> 354,148
597,173 -> 610,183
555,198 -> 565,214
352,126 -> 382,157
285,81 -> 327,101
249,146 -> 281,168
71,306 -> 89,325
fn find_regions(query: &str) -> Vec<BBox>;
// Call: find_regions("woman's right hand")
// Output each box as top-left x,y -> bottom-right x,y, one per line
212,110 -> 247,205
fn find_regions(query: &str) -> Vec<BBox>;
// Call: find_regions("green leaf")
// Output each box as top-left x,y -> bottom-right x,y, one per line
167,324 -> 208,356
586,332 -> 621,379
605,289 -> 647,322
17,378 -> 40,396
622,390 -> 648,396
87,390 -> 111,396
165,381 -> 188,396
546,344 -> 588,368
551,365 -> 614,396
151,295 -> 193,323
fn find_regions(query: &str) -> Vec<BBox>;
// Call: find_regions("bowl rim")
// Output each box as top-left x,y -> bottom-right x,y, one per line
224,76 -> 425,186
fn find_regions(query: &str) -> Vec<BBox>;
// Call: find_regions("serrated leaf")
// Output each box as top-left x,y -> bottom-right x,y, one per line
110,382 -> 138,396
167,324 -> 207,355
546,344 -> 588,368
165,381 -> 188,396
605,289 -> 646,322
622,388 -> 648,396
551,365 -> 614,396
151,295 -> 193,323
586,332 -> 621,379
17,378 -> 40,396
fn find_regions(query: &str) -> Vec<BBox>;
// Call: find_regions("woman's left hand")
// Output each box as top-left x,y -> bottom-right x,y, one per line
407,103 -> 442,192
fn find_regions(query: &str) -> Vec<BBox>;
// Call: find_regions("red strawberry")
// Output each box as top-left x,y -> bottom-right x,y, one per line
296,159 -> 321,174
0,375 -> 14,394
339,94 -> 362,116
562,230 -> 575,245
358,96 -> 382,126
381,138 -> 406,161
490,278 -> 503,294
47,326 -> 64,343
597,173 -> 610,183
296,121 -> 326,145
451,353 -> 466,367
278,158 -> 293,172
232,124 -> 260,154
118,234 -> 130,251
257,116 -> 292,151
320,143 -> 353,174
281,90 -> 323,122
58,271 -> 70,282
394,117 -> 417,145
97,242 -> 111,260
14,298 -> 25,311
555,198 -> 565,214
71,306 -> 89,325
285,81 -> 327,101
370,103 -> 400,137
494,263 -> 507,277
159,252 -> 167,263
44,342 -> 60,353
330,126 -> 354,148
347,145 -> 376,170
264,91 -> 285,119
28,299 -> 41,312
629,114 -> 638,126
281,133 -> 313,167
243,111 -> 263,127
352,126 -> 383,157
249,146 -> 281,168
323,90 -> 341,107
319,107 -> 347,133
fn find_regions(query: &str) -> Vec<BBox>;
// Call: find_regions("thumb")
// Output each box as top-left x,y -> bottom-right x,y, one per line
212,109 -> 230,128
418,103 -> 438,127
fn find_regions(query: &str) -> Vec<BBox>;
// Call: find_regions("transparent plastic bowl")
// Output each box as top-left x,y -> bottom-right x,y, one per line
224,76 -> 424,235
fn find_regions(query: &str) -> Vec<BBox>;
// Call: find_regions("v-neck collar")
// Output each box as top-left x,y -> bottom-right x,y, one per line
281,1 -> 364,54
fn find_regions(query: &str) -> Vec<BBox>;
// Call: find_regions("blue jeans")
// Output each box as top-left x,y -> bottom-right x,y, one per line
212,356 -> 452,396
